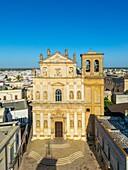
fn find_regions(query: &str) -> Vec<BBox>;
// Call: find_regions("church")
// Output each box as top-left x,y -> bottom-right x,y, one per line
32,49 -> 104,141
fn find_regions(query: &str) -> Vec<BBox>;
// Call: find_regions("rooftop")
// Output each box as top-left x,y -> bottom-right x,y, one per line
2,99 -> 28,110
0,125 -> 19,151
107,103 -> 128,115
97,116 -> 128,154
0,126 -> 13,143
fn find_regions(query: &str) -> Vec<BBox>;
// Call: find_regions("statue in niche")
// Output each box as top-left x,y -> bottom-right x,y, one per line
43,91 -> 48,100
36,91 -> 40,100
69,91 -> 74,99
78,120 -> 82,128
77,91 -> 81,99
36,120 -> 40,128
70,120 -> 74,128
44,120 -> 48,128
56,68 -> 61,76
43,67 -> 47,76
69,67 -> 74,76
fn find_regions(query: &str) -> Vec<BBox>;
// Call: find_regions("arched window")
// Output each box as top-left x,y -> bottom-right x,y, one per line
36,91 -> 40,100
94,60 -> 99,72
86,60 -> 90,72
55,89 -> 62,101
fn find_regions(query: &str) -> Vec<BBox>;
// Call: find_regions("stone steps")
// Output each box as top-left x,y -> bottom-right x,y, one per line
28,150 -> 84,166
28,151 -> 42,163
46,143 -> 70,149
57,151 -> 84,166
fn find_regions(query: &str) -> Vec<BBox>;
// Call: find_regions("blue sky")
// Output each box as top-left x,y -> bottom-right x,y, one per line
0,0 -> 128,68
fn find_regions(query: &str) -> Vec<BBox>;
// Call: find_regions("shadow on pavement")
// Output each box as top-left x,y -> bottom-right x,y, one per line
36,157 -> 57,170
36,140 -> 57,170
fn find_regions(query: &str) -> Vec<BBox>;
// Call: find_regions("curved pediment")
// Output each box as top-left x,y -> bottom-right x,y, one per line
51,82 -> 65,86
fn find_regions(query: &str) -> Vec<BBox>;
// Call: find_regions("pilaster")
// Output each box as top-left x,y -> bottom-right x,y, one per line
74,112 -> 78,136
66,112 -> 70,135
74,82 -> 77,101
82,82 -> 84,101
40,113 -> 44,136
66,82 -> 69,101
48,113 -> 51,135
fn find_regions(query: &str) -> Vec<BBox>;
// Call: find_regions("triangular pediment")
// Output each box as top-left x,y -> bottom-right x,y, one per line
42,52 -> 74,63
51,82 -> 65,86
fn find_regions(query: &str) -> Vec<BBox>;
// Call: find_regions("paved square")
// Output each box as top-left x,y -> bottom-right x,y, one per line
20,138 -> 101,170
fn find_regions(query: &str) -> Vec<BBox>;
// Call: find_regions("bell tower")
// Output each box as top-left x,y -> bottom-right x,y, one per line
81,49 -> 104,135
81,48 -> 104,77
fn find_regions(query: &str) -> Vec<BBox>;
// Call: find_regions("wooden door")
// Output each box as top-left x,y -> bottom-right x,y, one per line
55,122 -> 63,137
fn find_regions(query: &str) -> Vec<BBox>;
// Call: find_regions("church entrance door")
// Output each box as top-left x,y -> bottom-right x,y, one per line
55,122 -> 63,137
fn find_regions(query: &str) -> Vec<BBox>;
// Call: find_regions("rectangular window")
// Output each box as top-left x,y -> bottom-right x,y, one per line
3,96 -> 6,100
108,146 -> 110,160
15,95 -> 18,100
10,145 -> 14,163
116,160 -> 120,170
16,133 -> 19,150
86,108 -> 90,112
102,138 -> 104,150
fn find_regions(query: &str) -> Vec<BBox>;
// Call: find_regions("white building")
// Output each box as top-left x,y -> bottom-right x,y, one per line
0,89 -> 22,101
0,108 -> 5,122
2,99 -> 28,124
0,81 -> 4,87
95,115 -> 128,170
112,93 -> 128,104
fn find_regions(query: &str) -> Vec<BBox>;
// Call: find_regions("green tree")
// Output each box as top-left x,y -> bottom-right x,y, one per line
104,97 -> 112,110
16,75 -> 22,81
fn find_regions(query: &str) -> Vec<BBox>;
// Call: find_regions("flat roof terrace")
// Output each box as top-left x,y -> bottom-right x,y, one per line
0,125 -> 19,152
97,116 -> 128,154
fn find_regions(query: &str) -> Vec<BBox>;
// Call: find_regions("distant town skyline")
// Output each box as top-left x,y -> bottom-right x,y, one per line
0,0 -> 128,68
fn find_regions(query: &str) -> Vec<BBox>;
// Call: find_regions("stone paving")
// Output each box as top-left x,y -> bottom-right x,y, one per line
20,138 -> 101,170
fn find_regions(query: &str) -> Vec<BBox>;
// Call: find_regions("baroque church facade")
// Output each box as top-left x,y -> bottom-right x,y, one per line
32,49 -> 104,141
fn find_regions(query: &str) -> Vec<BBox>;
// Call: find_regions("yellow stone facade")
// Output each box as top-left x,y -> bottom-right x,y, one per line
32,49 -> 104,141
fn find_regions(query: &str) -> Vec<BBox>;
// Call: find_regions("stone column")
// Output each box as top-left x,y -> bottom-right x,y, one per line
48,113 -> 51,135
82,112 -> 85,135
40,113 -> 44,135
74,83 -> 77,101
67,113 -> 70,134
91,59 -> 94,75
63,117 -> 67,140
33,85 -> 35,100
48,83 -> 50,102
101,85 -> 104,115
67,82 -> 69,101
33,112 -> 36,135
40,82 -> 43,101
82,82 -> 84,101
99,59 -> 103,75
74,112 -> 78,135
